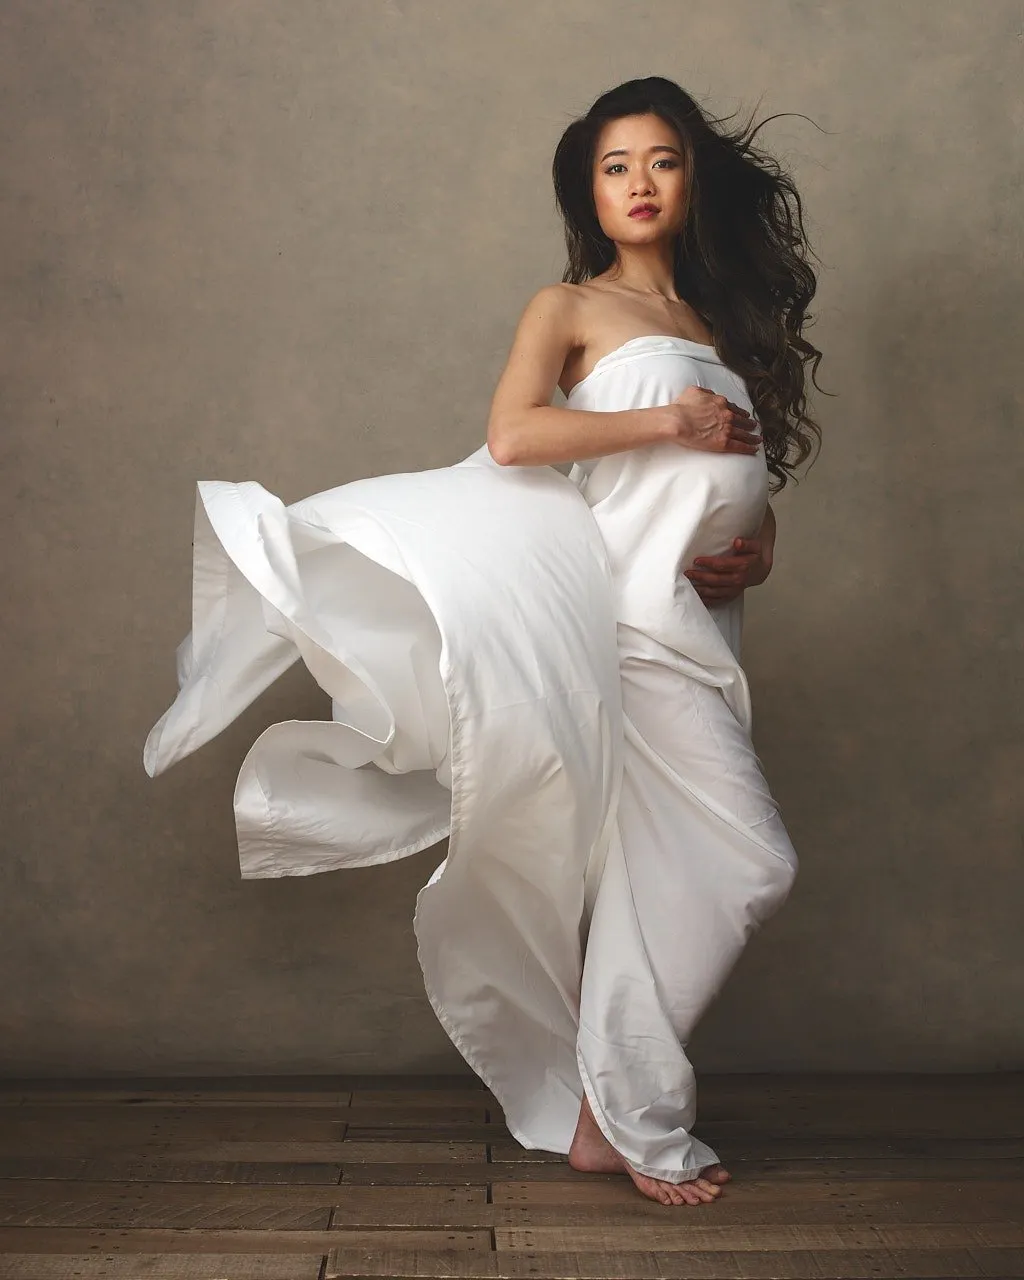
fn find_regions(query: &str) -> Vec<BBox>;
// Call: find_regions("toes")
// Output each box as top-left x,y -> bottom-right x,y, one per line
633,1171 -> 692,1207
646,1178 -> 673,1206
627,1165 -> 727,1207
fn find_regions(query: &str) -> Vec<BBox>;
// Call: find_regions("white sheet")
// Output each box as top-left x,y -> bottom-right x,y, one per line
144,333 -> 798,1181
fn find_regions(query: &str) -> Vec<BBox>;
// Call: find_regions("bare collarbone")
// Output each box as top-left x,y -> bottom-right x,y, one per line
558,283 -> 715,400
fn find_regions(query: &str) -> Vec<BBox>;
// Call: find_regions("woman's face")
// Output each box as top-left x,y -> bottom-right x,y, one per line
591,112 -> 687,245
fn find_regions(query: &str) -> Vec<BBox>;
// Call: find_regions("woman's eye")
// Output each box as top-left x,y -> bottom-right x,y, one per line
604,160 -> 675,175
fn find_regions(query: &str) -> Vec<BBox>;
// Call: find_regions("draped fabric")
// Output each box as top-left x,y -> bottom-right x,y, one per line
145,334 -> 797,1181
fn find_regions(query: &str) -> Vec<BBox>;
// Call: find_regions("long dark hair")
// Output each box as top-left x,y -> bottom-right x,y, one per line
553,76 -> 828,493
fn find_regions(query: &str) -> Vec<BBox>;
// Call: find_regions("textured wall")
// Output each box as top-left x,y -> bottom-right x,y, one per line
1,0 -> 1020,1076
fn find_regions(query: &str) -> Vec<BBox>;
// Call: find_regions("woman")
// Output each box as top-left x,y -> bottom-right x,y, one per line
145,76 -> 823,1208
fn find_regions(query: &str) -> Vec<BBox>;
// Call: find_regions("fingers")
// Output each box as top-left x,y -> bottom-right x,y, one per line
684,556 -> 748,604
691,586 -> 742,603
684,562 -> 747,581
730,424 -> 762,449
686,574 -> 745,590
727,405 -> 760,452
721,417 -> 761,452
688,550 -> 757,571
686,585 -> 742,598
685,564 -> 747,580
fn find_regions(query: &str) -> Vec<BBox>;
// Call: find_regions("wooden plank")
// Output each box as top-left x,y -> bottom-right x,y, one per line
0,1186 -> 332,1229
696,1112 -> 1024,1140
692,1134 -> 1024,1161
705,1069 -> 1024,1091
973,1250 -> 1024,1277
333,1185 -> 487,1208
338,1142 -> 486,1164
0,1227 -> 338,1253
3,1072 -> 1011,1107
338,1162 -> 614,1186
699,1071 -> 1024,1097
6,1152 -> 1020,1188
0,1074 -> 475,1096
326,1247 -> 501,1279
0,1139 -> 352,1162
330,1229 -> 491,1252
364,1156 -> 1024,1189
0,1073 -> 1019,1280
323,1195 -> 1024,1229
319,1077 -> 483,1092
0,1257 -> 324,1280
490,1175 -> 1024,1209
0,1227 -> 485,1253
0,1143 -> 352,1163
351,1090 -> 495,1110
494,1220 -> 1024,1251
1,1105 -> 347,1138
345,1126 -> 510,1142
487,1143 -> 564,1163
0,1180 -> 487,1228
699,1112 -> 1024,1140
0,1091 -> 351,1108
343,1105 -> 491,1125
715,1156 -> 1024,1181
5,1078 -> 1017,1127
319,1245 -> 993,1278
698,1074 -> 1024,1136
0,1098 -> 495,1124
19,1108 -> 1020,1154
1,1104 -> 500,1135
3,1117 -> 504,1143
0,1158 -> 343,1184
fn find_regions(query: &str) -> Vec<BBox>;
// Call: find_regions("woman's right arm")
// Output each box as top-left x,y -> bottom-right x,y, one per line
486,284 -> 675,467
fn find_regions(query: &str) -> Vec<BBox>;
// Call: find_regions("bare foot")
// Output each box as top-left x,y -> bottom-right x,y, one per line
567,1093 -> 730,1206
567,1091 -> 623,1173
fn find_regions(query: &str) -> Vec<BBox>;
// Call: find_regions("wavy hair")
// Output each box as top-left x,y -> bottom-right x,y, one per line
552,76 -> 828,493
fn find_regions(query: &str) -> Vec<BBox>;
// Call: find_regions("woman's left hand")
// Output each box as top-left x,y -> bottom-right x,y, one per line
682,536 -> 770,606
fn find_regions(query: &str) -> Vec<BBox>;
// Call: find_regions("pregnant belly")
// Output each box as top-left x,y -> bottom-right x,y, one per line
585,446 -> 769,569
685,465 -> 769,561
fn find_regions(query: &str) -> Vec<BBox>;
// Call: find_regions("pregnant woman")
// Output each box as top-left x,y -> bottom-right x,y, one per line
144,75 -> 823,1207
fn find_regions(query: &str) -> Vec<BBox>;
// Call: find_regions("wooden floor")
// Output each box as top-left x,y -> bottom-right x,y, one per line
0,1073 -> 1021,1279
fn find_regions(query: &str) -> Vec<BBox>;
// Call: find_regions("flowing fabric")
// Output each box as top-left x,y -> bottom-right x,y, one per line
144,333 -> 798,1182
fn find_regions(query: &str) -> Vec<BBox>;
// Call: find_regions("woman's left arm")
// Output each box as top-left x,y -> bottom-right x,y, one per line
682,503 -> 775,604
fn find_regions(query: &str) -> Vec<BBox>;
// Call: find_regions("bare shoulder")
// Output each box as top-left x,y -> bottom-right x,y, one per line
501,280 -> 640,401
510,281 -> 603,396
516,281 -> 582,340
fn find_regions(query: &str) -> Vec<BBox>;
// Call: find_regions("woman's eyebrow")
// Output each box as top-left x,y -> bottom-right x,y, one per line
598,144 -> 681,163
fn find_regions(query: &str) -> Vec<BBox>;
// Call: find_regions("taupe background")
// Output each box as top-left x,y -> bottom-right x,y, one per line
2,0 -> 1020,1077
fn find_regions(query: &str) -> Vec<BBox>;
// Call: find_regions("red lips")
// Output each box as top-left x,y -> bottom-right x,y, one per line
629,202 -> 659,216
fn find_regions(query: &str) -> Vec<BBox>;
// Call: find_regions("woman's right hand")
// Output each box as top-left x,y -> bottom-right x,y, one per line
666,386 -> 762,454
